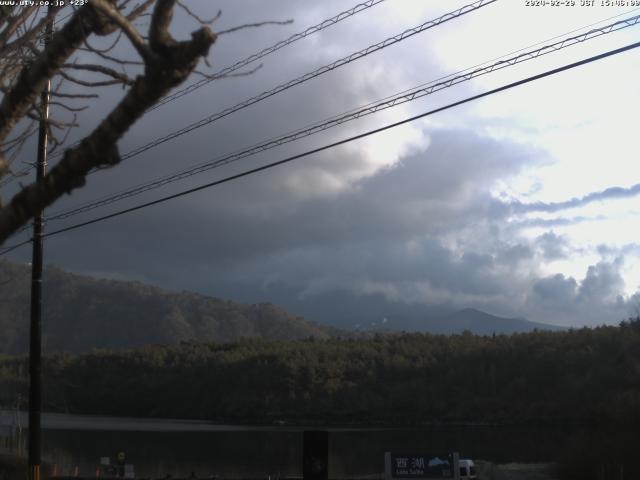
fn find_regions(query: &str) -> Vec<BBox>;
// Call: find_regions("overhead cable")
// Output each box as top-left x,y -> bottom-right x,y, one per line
0,0 -> 390,186
2,39 -> 639,253
0,238 -> 32,255
4,0 -> 494,193
44,12 -> 640,223
115,0 -> 496,162
149,0 -> 389,111
18,40 -> 639,245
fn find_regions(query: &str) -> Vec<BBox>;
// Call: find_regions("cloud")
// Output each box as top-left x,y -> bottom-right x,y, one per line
509,184 -> 640,214
596,243 -> 640,259
5,0 -> 638,333
532,274 -> 578,308
30,117 -> 638,329
510,215 -> 607,229
31,125 -> 539,303
535,231 -> 569,260
577,259 -> 625,305
526,258 -> 635,326
495,243 -> 533,265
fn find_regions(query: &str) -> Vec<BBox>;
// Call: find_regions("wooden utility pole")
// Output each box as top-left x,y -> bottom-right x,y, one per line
28,9 -> 53,480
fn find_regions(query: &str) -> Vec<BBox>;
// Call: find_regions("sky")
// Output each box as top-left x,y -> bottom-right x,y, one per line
2,0 -> 640,327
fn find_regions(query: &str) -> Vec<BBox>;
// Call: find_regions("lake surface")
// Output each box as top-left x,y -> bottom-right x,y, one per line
2,412 -> 638,478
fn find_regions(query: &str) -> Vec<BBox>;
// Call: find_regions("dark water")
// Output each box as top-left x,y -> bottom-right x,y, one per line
3,414 -> 639,478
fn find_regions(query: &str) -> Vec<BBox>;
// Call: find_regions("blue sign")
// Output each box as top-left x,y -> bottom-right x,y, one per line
390,453 -> 454,479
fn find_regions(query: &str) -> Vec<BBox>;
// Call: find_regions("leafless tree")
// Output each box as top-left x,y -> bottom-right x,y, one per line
0,0 -> 247,244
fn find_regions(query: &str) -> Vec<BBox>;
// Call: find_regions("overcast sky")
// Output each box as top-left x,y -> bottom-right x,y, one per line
4,0 -> 640,327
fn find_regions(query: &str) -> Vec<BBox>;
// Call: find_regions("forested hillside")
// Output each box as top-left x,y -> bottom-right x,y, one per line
0,260 -> 339,353
2,320 -> 639,425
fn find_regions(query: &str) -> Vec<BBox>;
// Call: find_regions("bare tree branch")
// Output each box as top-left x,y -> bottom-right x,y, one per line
0,2 -> 122,145
149,0 -> 175,49
176,2 -> 221,25
82,47 -> 144,66
91,0 -> 152,61
0,0 -> 290,243
0,1 -> 216,242
58,69 -> 127,88
127,0 -> 156,22
48,101 -> 88,112
0,7 -> 14,25
0,6 -> 38,49
26,109 -> 78,129
62,62 -> 135,86
217,19 -> 293,36
1,120 -> 37,150
50,91 -> 99,99
82,29 -> 123,54
48,113 -> 78,153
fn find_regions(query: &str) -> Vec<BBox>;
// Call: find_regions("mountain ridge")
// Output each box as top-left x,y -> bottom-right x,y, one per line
0,260 -> 340,354
328,306 -> 564,335
0,260 -> 564,354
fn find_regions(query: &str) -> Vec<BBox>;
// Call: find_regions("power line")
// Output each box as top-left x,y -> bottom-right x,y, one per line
3,39 -> 639,254
0,238 -> 32,255
115,0 -> 496,162
8,0 -> 496,209
43,12 -> 640,223
14,40 -> 635,245
150,0 -> 388,112
351,6 -> 640,118
0,0 -> 389,186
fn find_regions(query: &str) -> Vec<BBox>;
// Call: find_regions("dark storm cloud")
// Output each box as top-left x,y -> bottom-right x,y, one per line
52,126 -> 533,268
5,0 -> 637,330
532,274 -> 578,307
19,1 -> 455,290
34,125 -> 545,318
45,0 -> 453,217
496,243 -> 534,265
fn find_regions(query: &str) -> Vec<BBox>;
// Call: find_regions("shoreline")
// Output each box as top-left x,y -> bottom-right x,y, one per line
0,409 -> 604,431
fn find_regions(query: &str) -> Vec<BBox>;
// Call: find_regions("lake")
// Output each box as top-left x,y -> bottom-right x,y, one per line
2,412 -> 638,478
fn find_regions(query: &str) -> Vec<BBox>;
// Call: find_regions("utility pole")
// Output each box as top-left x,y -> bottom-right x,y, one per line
29,8 -> 53,480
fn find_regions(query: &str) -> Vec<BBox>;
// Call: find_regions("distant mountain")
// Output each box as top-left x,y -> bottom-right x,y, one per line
0,261 -> 341,354
437,308 -> 565,334
0,260 -> 563,354
329,307 -> 564,335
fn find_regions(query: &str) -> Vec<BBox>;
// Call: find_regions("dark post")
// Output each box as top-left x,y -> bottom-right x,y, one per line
303,430 -> 328,480
28,10 -> 53,480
